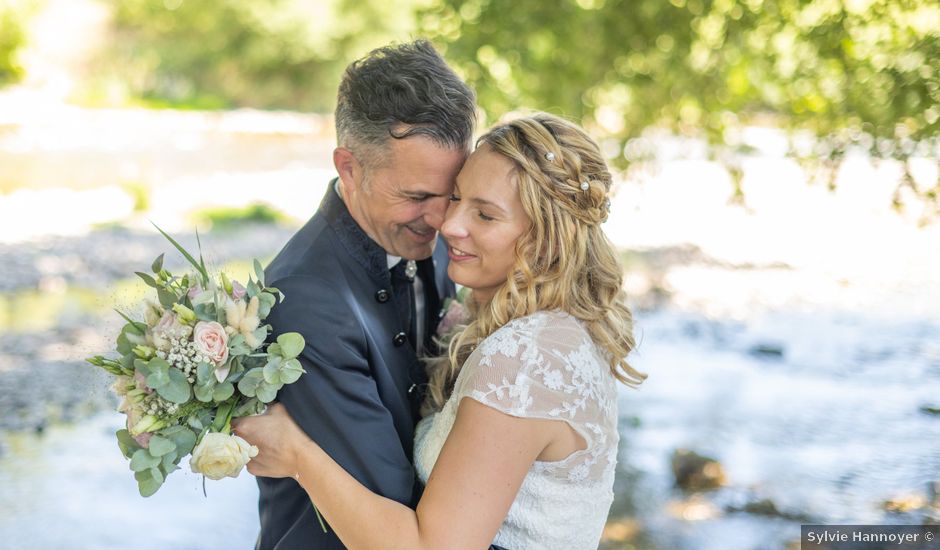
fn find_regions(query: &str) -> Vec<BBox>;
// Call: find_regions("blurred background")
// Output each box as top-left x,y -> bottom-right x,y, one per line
0,0 -> 938,548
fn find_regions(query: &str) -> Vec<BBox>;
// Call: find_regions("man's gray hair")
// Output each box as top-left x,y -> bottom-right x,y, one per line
335,39 -> 476,169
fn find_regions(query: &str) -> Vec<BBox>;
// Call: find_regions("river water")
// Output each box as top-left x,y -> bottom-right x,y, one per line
1,107 -> 939,549
1,260 -> 938,549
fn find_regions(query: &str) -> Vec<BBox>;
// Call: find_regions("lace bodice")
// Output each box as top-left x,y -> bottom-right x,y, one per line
414,310 -> 619,550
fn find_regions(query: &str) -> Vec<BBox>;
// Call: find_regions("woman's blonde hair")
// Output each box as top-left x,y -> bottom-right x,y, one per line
422,113 -> 645,415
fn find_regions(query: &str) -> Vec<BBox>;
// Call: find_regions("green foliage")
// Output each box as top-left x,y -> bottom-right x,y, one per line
104,0 -> 428,111
418,0 -> 939,209
0,2 -> 31,87
193,203 -> 289,230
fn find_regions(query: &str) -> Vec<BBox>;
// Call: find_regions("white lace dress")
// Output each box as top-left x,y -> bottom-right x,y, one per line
414,310 -> 619,550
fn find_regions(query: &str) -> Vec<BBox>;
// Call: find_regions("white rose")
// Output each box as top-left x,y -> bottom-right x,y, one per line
189,432 -> 258,480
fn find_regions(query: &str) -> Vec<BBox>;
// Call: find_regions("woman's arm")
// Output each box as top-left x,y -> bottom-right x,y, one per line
235,399 -> 555,550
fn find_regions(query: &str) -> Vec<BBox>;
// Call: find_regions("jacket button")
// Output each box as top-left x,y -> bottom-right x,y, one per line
393,332 -> 407,347
375,289 -> 390,303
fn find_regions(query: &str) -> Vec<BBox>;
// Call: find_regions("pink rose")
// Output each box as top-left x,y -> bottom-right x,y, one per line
124,408 -> 151,448
437,299 -> 469,336
133,370 -> 153,394
194,321 -> 231,382
133,431 -> 153,449
230,280 -> 246,300
150,311 -> 192,351
194,321 -> 229,366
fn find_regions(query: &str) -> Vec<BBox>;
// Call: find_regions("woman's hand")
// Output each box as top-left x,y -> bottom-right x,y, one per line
232,403 -> 311,479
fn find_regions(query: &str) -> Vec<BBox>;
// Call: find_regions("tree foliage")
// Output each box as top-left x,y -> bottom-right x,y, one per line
84,0 -> 939,213
418,0 -> 939,213
0,1 -> 30,86
104,0 -> 426,111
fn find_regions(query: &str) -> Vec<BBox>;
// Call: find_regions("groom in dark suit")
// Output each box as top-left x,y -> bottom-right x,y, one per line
255,41 -> 476,549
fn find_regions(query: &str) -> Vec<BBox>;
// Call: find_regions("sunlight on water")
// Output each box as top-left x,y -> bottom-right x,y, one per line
0,414 -> 260,549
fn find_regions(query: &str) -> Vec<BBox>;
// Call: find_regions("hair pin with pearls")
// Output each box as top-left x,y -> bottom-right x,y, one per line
544,152 -> 555,161
580,180 -> 590,191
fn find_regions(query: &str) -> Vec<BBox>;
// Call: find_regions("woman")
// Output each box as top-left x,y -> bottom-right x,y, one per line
234,113 -> 646,549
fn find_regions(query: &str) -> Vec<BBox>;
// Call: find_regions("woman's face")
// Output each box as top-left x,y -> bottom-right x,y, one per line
441,144 -> 530,303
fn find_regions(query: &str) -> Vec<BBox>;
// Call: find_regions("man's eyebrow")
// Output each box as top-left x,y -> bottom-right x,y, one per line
402,190 -> 445,198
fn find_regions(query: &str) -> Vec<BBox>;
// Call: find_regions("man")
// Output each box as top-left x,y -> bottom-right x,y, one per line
256,40 -> 475,549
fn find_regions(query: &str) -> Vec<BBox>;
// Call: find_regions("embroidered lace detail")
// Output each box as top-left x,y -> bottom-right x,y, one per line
414,310 -> 620,550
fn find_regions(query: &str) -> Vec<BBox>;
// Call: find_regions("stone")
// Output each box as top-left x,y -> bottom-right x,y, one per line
671,448 -> 727,491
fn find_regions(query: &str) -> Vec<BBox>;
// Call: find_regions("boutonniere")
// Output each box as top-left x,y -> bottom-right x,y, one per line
437,286 -> 471,336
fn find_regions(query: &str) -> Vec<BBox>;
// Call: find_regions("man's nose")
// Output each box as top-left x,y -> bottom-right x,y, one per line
423,196 -> 450,230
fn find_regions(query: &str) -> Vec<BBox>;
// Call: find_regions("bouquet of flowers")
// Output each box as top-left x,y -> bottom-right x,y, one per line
87,226 -> 305,497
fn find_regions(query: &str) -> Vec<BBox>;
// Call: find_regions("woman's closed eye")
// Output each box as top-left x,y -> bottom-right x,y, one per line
449,193 -> 461,202
477,210 -> 495,221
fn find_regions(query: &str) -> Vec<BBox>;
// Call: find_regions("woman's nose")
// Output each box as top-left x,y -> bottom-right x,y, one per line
441,208 -> 468,240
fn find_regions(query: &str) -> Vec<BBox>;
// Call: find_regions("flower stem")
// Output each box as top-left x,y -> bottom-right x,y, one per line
312,501 -> 328,533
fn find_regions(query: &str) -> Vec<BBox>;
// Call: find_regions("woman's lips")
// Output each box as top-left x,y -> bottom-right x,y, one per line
447,246 -> 476,261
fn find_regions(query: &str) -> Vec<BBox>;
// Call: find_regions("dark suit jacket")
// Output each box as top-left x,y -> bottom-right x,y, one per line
256,182 -> 454,550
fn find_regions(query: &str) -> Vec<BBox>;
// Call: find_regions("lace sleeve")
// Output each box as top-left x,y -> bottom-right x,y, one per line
453,312 -> 616,454
444,311 -> 619,548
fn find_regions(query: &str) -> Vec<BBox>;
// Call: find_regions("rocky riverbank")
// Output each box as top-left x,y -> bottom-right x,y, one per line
0,223 -> 758,434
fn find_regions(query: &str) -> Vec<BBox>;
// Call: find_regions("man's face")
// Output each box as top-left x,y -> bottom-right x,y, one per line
344,136 -> 467,261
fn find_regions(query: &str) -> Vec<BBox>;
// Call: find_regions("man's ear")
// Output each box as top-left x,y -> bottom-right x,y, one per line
333,147 -> 360,198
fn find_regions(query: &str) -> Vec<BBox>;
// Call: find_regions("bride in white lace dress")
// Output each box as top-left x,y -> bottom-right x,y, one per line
236,113 -> 646,550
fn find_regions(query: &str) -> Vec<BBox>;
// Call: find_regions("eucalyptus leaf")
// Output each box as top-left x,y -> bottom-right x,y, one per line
147,435 -> 175,457
194,303 -> 217,322
133,359 -> 151,377
277,333 -> 305,359
146,369 -> 170,389
237,369 -> 265,398
116,332 -> 133,356
254,259 -> 266,287
194,383 -> 214,403
213,382 -> 235,402
256,382 -> 279,404
267,343 -> 282,356
262,357 -> 282,384
145,358 -> 171,388
134,469 -> 162,498
130,449 -> 161,472
187,416 -> 204,432
149,466 -> 165,485
162,453 -> 180,472
228,334 -> 251,356
162,426 -> 197,456
120,352 -> 136,371
158,287 -> 177,309
257,292 -> 276,318
116,429 -> 141,459
279,358 -> 304,385
195,361 -> 212,384
250,326 -> 269,350
156,368 -> 192,404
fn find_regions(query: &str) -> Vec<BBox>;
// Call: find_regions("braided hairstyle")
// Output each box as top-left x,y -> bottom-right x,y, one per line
423,113 -> 644,415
